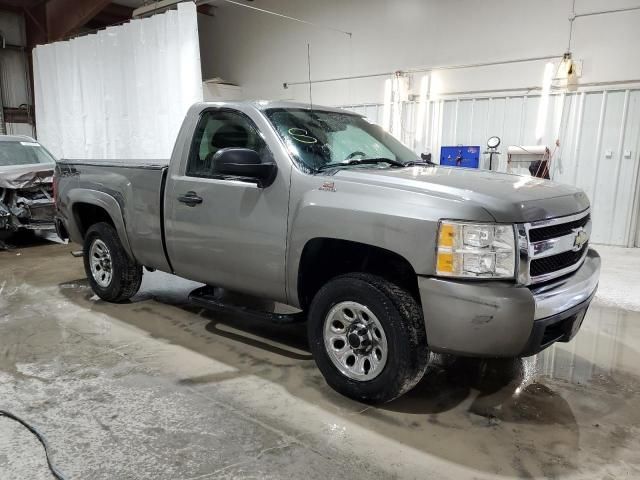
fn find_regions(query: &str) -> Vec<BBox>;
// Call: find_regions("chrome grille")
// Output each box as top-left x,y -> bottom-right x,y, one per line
530,243 -> 588,277
528,214 -> 590,242
518,209 -> 591,285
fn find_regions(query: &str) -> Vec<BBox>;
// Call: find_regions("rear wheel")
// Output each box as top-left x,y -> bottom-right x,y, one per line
83,222 -> 142,302
308,273 -> 429,403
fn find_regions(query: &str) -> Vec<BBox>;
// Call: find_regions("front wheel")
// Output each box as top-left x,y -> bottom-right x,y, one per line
83,222 -> 142,302
307,273 -> 429,403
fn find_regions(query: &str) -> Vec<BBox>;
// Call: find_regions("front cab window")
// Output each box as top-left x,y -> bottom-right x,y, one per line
186,110 -> 271,178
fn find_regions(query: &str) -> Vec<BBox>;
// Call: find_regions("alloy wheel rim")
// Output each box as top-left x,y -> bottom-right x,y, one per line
323,301 -> 388,381
89,239 -> 113,288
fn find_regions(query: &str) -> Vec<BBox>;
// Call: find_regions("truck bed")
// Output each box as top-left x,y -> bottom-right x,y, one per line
57,161 -> 170,272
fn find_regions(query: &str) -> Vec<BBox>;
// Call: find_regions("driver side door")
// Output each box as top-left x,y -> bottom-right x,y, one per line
164,108 -> 290,302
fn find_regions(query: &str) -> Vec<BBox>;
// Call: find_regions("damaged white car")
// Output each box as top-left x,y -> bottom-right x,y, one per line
0,135 -> 56,241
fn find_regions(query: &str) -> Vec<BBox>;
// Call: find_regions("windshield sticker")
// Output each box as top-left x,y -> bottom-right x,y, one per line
20,142 -> 40,147
288,128 -> 317,144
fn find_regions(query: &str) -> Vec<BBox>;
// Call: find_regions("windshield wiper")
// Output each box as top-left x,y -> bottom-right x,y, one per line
316,157 -> 405,173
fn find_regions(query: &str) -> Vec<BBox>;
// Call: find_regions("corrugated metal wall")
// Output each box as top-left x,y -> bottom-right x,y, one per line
0,11 -> 35,138
342,87 -> 640,247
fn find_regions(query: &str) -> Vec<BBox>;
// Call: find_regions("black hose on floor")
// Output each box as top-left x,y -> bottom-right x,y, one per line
0,410 -> 68,480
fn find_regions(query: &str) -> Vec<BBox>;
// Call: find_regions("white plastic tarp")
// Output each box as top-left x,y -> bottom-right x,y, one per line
32,2 -> 203,163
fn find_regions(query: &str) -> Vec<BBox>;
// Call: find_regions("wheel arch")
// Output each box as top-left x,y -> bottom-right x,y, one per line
296,237 -> 420,311
68,189 -> 135,261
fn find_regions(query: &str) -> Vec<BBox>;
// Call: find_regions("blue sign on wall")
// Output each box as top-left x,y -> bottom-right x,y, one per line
440,146 -> 480,168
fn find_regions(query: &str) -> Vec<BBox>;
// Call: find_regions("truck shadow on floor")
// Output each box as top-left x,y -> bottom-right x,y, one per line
60,276 -> 552,415
133,282 -> 313,362
190,303 -> 311,361
58,276 -> 640,477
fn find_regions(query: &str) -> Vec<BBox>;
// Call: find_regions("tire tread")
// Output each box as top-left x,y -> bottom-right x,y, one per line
308,272 -> 429,403
83,222 -> 142,303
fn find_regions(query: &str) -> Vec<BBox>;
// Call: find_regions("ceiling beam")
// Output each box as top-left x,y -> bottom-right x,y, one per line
0,0 -> 41,8
197,4 -> 215,16
93,3 -> 133,26
45,0 -> 113,41
24,1 -> 47,47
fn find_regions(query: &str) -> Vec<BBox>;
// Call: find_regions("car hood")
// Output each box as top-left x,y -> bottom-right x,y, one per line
0,163 -> 54,189
334,166 -> 589,223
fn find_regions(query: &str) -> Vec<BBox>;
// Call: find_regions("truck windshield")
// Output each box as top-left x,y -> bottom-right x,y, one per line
265,108 -> 419,173
0,141 -> 56,167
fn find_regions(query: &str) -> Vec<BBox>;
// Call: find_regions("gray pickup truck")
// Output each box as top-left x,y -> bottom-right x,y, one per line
55,101 -> 600,403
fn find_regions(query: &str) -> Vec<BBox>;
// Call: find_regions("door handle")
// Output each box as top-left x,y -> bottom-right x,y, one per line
177,191 -> 203,206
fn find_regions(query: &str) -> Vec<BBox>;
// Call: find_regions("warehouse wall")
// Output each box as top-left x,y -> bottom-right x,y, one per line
0,11 -> 34,136
345,88 -> 640,246
198,0 -> 640,104
198,0 -> 640,247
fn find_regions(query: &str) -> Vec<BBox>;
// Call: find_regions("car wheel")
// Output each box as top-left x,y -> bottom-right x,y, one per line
308,273 -> 429,403
83,222 -> 142,302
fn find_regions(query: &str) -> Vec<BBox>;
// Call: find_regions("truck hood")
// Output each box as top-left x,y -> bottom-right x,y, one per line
0,163 -> 54,189
334,166 -> 589,223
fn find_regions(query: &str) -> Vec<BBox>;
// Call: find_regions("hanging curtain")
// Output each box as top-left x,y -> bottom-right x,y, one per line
32,2 -> 203,163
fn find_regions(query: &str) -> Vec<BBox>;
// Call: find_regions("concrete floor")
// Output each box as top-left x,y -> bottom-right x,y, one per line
1,236 -> 639,479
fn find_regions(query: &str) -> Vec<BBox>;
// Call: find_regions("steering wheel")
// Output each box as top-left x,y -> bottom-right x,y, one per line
345,151 -> 367,160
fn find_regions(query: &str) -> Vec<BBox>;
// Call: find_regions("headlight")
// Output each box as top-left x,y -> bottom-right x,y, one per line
436,221 -> 516,278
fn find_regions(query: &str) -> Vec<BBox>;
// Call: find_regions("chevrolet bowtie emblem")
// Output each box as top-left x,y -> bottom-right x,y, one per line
572,227 -> 588,251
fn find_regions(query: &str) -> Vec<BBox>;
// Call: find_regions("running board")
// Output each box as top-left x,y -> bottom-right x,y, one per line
189,286 -> 305,324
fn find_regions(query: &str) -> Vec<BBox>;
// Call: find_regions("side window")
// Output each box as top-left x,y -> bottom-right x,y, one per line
186,110 -> 270,178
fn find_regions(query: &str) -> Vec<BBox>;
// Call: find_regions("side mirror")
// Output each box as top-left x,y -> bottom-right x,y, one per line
212,148 -> 277,187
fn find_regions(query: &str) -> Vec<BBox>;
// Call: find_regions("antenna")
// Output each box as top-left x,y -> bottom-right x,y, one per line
307,43 -> 313,110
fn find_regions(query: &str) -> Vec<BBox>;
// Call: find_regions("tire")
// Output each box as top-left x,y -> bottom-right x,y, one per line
83,222 -> 142,303
308,273 -> 429,403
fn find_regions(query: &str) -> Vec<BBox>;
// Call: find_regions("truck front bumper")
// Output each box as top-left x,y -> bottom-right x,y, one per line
417,248 -> 600,357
